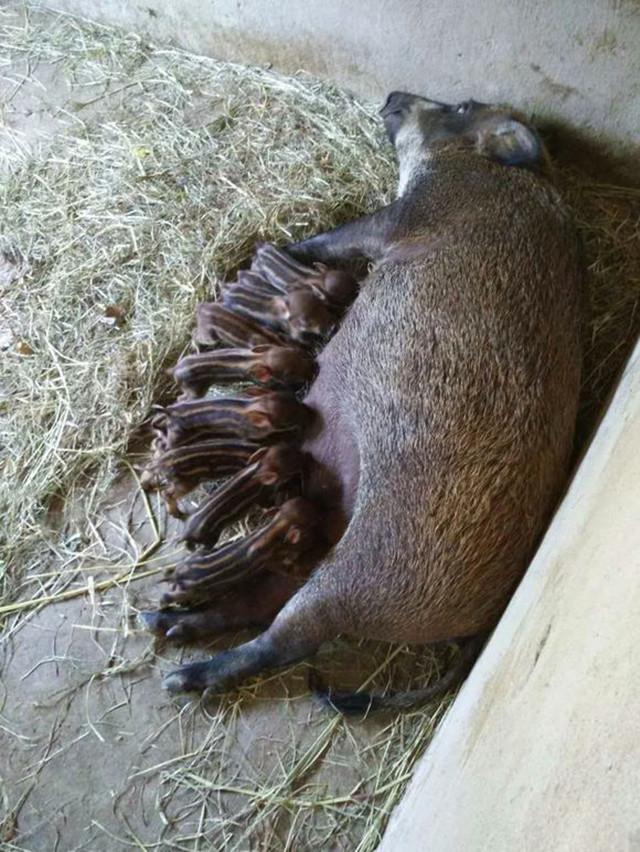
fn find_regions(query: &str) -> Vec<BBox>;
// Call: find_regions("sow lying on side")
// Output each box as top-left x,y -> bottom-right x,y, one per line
143,93 -> 584,711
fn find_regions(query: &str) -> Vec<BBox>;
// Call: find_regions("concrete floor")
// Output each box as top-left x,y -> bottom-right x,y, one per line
0,36 -> 105,166
1,470 -> 418,850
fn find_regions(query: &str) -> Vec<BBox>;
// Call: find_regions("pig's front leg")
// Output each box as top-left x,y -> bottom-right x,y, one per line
287,201 -> 401,265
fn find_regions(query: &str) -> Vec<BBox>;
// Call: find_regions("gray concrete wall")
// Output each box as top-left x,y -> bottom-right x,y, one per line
42,0 -> 639,182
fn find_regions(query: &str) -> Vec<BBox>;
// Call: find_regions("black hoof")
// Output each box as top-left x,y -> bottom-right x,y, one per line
163,660 -> 216,694
138,609 -> 195,641
138,609 -> 167,635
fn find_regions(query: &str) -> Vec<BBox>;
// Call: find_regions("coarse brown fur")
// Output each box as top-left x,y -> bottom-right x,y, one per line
157,95 -> 585,709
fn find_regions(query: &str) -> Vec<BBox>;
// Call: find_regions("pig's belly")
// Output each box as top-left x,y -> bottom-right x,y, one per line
301,346 -> 360,545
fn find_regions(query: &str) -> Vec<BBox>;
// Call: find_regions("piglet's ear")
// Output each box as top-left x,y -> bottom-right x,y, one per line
478,119 -> 542,168
247,410 -> 273,429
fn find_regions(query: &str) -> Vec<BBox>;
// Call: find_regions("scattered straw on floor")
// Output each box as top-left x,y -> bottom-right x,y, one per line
0,4 -> 638,850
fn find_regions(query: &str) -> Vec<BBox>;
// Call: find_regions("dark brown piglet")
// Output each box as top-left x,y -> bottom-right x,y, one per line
156,392 -> 312,447
181,445 -> 307,549
172,345 -> 316,398
194,303 -> 287,349
162,497 -> 321,604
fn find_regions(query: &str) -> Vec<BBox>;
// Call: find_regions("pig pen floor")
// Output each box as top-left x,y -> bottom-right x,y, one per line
1,473 -> 447,851
2,6 -> 640,852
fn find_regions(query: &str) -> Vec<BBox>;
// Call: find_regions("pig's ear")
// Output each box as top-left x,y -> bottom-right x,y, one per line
478,119 -> 542,168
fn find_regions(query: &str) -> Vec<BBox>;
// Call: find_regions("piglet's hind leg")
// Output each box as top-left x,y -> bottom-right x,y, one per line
139,572 -> 302,642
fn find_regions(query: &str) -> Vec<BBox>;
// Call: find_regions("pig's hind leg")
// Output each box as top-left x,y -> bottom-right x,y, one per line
161,582 -> 337,695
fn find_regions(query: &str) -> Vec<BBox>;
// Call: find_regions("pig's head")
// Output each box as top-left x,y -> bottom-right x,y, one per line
380,92 -> 546,195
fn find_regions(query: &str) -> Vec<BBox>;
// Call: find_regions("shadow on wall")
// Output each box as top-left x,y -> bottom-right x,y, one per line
538,119 -> 640,188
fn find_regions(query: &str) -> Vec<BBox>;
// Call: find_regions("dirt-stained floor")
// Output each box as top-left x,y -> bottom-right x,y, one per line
1,472 -> 447,851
